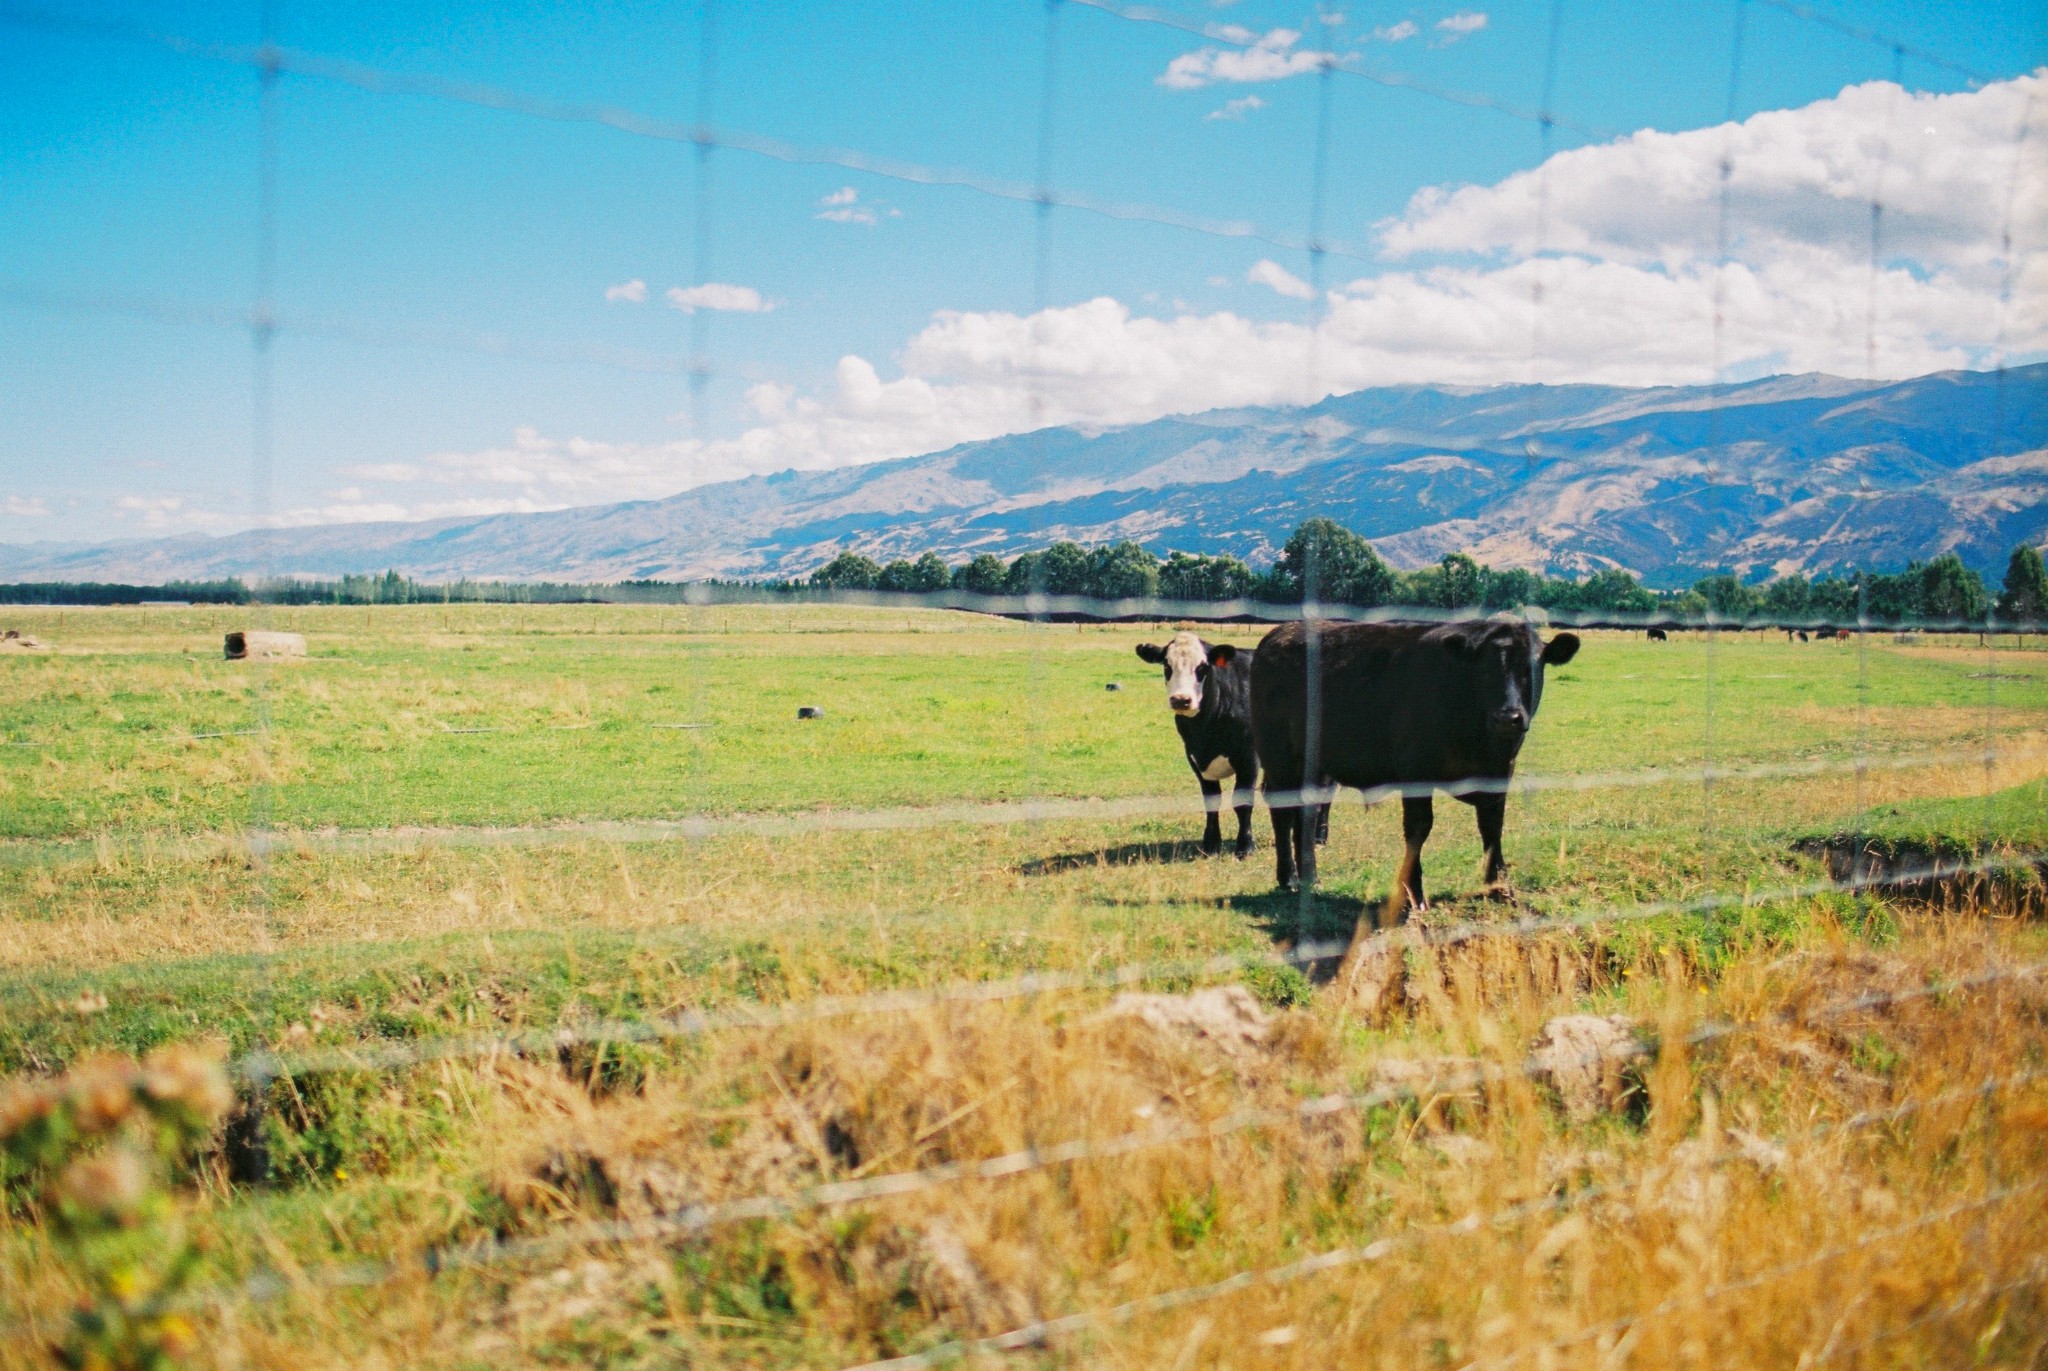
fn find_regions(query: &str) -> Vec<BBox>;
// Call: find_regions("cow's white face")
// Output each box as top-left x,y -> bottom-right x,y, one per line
1141,631 -> 1210,717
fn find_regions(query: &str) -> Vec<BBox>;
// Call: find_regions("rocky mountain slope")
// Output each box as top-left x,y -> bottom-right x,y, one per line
5,364 -> 2042,587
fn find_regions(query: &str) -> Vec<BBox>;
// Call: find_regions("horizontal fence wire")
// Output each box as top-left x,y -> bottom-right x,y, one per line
212,960 -> 2048,1319
1066,0 -> 1618,140
1748,0 -> 1994,82
825,1053 -> 2048,1368
3,566 -> 2041,639
1806,1259 -> 2048,1366
841,1180 -> 2048,1371
0,279 -> 726,379
225,847 -> 2048,1084
1478,1181 -> 2048,1370
0,2 -> 1375,264
3,739 -> 2032,862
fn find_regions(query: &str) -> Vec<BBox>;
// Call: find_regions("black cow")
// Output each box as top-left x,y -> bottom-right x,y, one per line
1647,627 -> 1668,641
1135,632 -> 1260,857
1250,618 -> 1580,910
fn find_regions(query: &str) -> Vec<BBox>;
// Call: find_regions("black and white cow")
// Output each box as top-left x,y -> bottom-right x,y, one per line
1134,632 -> 1260,858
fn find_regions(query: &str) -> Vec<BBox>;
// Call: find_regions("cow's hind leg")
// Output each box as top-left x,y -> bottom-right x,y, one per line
1387,794 -> 1434,924
1269,803 -> 1299,890
1199,778 -> 1224,856
1472,790 -> 1511,896
1314,797 -> 1331,846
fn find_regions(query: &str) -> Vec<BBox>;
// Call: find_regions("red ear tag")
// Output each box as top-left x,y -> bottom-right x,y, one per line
1210,653 -> 1229,669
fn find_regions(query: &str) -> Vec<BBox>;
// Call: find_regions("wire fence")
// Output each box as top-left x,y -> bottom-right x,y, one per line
210,958 -> 2048,1317
2,0 -> 2043,1365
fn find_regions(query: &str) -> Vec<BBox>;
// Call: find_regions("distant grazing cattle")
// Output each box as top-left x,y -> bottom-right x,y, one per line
1647,627 -> 1668,641
1135,633 -> 1261,858
1815,626 -> 1840,640
1798,630 -> 1810,642
1250,618 -> 1580,909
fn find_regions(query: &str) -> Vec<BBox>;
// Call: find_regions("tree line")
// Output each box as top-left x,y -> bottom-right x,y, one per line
807,519 -> 2048,627
5,525 -> 2044,626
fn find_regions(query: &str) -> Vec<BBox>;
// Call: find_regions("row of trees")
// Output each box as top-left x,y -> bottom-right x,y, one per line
8,532 -> 2043,626
808,521 -> 2048,626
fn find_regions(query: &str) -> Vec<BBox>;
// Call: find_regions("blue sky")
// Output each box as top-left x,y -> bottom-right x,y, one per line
2,0 -> 2043,544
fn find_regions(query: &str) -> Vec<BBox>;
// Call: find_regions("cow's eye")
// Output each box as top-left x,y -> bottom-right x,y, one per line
1196,663 -> 1211,679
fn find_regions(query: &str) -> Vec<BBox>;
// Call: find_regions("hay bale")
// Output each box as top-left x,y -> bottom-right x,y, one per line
0,629 -> 49,652
223,630 -> 306,661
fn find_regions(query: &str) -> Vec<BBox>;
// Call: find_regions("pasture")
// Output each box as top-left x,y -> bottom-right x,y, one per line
3,602 -> 2047,1369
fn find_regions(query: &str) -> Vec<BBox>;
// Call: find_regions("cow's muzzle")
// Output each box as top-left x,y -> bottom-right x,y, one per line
1488,707 -> 1528,737
1169,694 -> 1197,715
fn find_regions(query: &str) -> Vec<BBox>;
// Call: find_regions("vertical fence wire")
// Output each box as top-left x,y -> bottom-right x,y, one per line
240,0 -> 284,1180
1698,0 -> 1747,898
1981,91 -> 2037,830
1295,30 -> 1336,939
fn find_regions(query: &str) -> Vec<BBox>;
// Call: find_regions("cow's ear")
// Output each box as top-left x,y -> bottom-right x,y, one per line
1135,643 -> 1166,664
1542,632 -> 1581,665
1209,644 -> 1237,669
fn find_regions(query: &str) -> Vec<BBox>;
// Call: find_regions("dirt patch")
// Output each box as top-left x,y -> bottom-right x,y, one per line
1791,834 -> 2048,912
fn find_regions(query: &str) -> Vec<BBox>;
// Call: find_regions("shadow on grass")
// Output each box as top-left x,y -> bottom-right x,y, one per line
1015,839 -> 1215,876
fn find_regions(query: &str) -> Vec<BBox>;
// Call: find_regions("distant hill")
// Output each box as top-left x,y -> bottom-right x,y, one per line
4,364 -> 2043,588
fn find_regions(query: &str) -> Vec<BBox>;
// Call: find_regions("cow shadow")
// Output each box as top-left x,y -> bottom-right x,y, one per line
1015,839 -> 1213,876
1233,889 -> 1372,982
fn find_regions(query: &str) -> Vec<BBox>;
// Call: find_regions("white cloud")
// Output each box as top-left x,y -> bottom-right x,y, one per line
666,283 -> 774,314
1206,94 -> 1267,121
603,279 -> 647,304
1373,19 -> 1418,41
124,70 -> 2047,533
1435,11 -> 1487,38
1159,28 -> 1332,89
1247,259 -> 1316,299
1378,72 -> 2045,286
816,186 -> 881,225
2,496 -> 50,517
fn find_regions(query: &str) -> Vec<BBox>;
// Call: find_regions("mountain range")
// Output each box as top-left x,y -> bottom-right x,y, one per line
5,364 -> 2044,588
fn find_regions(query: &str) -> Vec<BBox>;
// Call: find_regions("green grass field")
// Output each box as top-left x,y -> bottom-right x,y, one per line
2,603 -> 2046,1369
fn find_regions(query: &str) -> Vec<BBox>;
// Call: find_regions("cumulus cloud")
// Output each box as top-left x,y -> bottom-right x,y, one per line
1381,72 -> 2044,287
1159,28 -> 1332,88
1247,259 -> 1316,299
1373,19 -> 1418,41
666,283 -> 774,314
2,495 -> 50,517
168,69 -> 2048,530
1207,94 -> 1267,120
1434,11 -> 1487,38
603,279 -> 647,303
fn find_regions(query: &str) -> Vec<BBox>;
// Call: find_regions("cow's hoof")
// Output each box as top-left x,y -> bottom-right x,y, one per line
1200,840 -> 1222,858
1482,883 -> 1515,903
1233,841 -> 1253,860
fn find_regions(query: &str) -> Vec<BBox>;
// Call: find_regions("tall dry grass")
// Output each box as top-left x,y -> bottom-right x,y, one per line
5,900 -> 2041,1369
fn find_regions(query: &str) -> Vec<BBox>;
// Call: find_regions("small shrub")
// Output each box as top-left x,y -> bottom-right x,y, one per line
0,1046 -> 234,1370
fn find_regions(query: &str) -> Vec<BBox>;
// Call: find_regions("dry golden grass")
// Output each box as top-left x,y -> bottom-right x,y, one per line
7,904 -> 2038,1370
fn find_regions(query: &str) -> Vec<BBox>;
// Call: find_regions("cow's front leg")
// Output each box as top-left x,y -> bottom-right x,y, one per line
1472,791 -> 1511,895
1231,767 -> 1256,859
1198,777 -> 1224,856
1386,794 -> 1434,924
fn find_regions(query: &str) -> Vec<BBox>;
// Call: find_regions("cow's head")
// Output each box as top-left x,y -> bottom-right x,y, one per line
1428,619 -> 1580,747
1135,631 -> 1237,717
